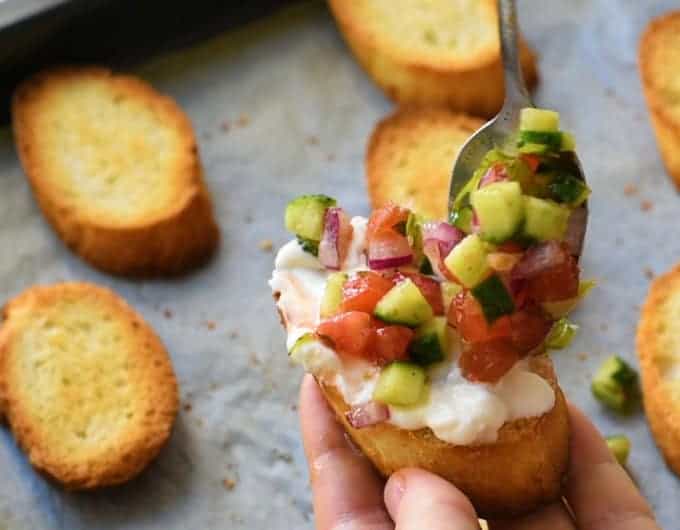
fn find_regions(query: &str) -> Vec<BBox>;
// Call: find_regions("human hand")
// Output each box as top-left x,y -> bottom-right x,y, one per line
299,374 -> 660,530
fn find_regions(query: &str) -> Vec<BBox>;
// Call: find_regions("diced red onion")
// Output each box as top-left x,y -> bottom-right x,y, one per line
346,401 -> 390,429
319,208 -> 352,270
368,233 -> 413,270
564,206 -> 587,257
512,241 -> 568,279
422,222 -> 464,257
478,164 -> 509,188
423,240 -> 455,281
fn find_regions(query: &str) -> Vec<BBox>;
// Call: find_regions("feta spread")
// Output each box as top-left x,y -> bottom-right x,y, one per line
270,216 -> 555,445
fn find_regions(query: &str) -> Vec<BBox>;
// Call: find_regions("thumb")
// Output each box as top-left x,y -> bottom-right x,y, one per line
384,468 -> 481,530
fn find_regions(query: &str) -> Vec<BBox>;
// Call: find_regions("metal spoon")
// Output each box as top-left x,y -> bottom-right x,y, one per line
447,0 -> 587,257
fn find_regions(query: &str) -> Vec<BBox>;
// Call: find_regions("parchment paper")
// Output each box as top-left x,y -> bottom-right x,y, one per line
0,1 -> 678,528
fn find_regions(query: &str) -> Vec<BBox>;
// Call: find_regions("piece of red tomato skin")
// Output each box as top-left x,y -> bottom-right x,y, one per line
458,339 -> 521,383
387,271 -> 444,316
526,254 -> 580,303
509,305 -> 554,353
317,311 -> 375,358
366,203 -> 411,240
521,153 -> 541,173
372,325 -> 414,365
341,271 -> 394,313
447,291 -> 512,344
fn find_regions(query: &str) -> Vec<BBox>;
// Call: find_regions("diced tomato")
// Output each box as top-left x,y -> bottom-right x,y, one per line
372,325 -> 414,364
317,312 -> 375,358
447,291 -> 512,344
509,305 -> 553,353
367,230 -> 413,269
341,271 -> 394,313
367,203 -> 411,240
388,271 -> 444,315
459,340 -> 520,383
525,254 -> 579,303
521,154 -> 541,172
496,241 -> 525,254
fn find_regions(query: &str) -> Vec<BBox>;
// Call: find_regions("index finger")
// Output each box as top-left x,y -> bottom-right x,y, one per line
299,374 -> 394,530
565,403 -> 660,530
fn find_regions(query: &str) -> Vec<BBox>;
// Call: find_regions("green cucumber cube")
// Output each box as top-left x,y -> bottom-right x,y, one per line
373,362 -> 427,406
410,317 -> 449,365
471,274 -> 515,323
561,131 -> 576,151
605,435 -> 631,466
320,272 -> 348,318
523,196 -> 571,241
441,281 -> 463,310
284,194 -> 336,241
519,108 -> 560,132
470,181 -> 524,243
374,279 -> 434,327
443,234 -> 492,288
289,333 -> 318,364
591,356 -> 639,414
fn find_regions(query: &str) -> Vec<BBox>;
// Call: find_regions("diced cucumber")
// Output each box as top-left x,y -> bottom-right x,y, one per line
284,194 -> 336,241
289,333 -> 317,363
548,173 -> 590,206
470,181 -> 524,243
441,281 -> 463,310
471,274 -> 515,323
523,196 -> 570,241
374,278 -> 434,327
410,317 -> 448,365
561,131 -> 576,151
518,142 -> 550,155
320,272 -> 347,318
545,318 -> 578,350
591,356 -> 639,414
519,108 -> 560,132
443,234 -> 492,289
542,280 -> 596,318
451,206 -> 473,233
605,435 -> 631,466
419,258 -> 434,275
373,362 -> 427,406
519,130 -> 563,151
297,236 -> 319,256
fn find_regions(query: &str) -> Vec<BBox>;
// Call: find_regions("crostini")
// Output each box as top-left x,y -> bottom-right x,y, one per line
271,108 -> 590,517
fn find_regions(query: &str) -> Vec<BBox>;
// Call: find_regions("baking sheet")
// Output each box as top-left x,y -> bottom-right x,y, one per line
0,0 -> 679,528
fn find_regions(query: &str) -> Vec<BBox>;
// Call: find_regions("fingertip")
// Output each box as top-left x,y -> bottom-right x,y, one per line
385,468 -> 478,529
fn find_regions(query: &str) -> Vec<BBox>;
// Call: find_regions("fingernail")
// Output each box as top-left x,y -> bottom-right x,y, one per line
384,473 -> 407,518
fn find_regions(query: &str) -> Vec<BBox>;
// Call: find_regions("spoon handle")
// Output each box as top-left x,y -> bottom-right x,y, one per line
497,0 -> 532,109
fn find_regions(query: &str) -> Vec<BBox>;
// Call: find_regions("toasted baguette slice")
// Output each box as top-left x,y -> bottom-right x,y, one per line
367,107 -> 484,220
637,265 -> 680,476
328,0 -> 538,117
640,12 -> 680,190
12,67 -> 219,276
0,283 -> 179,489
318,355 -> 569,519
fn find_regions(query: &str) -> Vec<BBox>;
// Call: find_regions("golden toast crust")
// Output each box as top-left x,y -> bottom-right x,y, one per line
12,67 -> 219,276
0,283 -> 179,489
639,12 -> 680,189
637,265 -> 680,477
318,355 -> 569,519
366,107 -> 484,220
328,0 -> 538,117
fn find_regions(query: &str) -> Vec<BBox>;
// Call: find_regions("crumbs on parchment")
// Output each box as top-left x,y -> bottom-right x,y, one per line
259,239 -> 274,252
